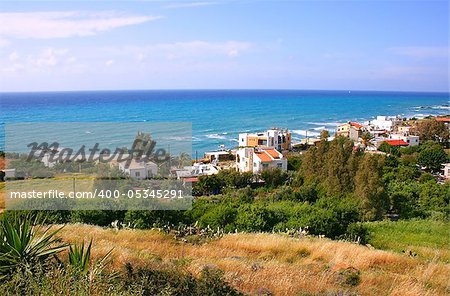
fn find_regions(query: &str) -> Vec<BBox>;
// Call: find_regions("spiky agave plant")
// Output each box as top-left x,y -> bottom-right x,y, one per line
68,239 -> 114,280
0,213 -> 68,279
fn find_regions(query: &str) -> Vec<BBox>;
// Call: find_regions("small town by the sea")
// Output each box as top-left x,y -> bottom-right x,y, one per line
4,113 -> 449,185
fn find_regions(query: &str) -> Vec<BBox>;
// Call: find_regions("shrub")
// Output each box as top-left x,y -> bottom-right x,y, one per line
345,222 -> 370,244
70,210 -> 122,226
235,204 -> 276,232
198,204 -> 237,231
259,168 -> 289,188
0,213 -> 68,279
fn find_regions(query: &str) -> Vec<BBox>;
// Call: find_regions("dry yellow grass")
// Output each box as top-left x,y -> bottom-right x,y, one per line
0,182 -> 5,212
57,224 -> 450,296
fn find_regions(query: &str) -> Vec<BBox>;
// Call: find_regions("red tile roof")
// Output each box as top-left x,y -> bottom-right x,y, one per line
384,140 -> 409,146
350,122 -> 363,129
183,177 -> 199,182
255,151 -> 273,162
264,149 -> 280,159
436,117 -> 450,122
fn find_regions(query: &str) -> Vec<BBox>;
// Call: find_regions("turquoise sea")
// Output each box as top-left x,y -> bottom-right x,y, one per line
0,90 -> 449,154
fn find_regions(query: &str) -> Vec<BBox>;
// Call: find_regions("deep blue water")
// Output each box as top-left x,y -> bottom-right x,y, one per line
1,90 -> 449,154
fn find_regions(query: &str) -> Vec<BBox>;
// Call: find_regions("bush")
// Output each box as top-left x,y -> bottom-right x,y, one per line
417,143 -> 448,172
70,210 -> 123,226
198,204 -> 237,231
259,168 -> 289,188
235,204 -> 276,232
345,222 -> 370,244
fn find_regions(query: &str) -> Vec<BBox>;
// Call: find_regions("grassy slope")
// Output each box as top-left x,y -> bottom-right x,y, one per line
365,220 -> 450,263
57,224 -> 450,296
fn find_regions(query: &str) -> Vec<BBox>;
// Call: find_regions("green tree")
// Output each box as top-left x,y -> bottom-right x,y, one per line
193,175 -> 224,196
417,143 -> 448,172
235,204 -> 275,232
361,132 -> 373,147
415,119 -> 450,146
354,154 -> 389,220
259,167 -> 289,188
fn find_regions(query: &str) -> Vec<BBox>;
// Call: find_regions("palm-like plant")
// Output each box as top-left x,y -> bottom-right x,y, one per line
68,239 -> 114,280
0,214 -> 68,279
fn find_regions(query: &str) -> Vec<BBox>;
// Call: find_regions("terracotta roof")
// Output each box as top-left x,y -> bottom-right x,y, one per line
264,149 -> 281,159
384,140 -> 409,146
350,122 -> 363,129
436,117 -> 450,122
255,151 -> 273,162
183,177 -> 199,182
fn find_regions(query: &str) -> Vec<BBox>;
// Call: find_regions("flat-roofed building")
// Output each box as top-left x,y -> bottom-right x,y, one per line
239,128 -> 291,151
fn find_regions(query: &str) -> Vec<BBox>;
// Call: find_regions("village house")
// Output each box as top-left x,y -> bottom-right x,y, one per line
236,147 -> 287,173
442,163 -> 450,179
2,168 -> 16,180
336,122 -> 365,142
388,133 -> 419,146
397,125 -> 413,134
436,117 -> 450,126
174,163 -> 219,181
117,159 -> 158,180
368,115 -> 401,132
203,150 -> 234,163
239,128 -> 292,151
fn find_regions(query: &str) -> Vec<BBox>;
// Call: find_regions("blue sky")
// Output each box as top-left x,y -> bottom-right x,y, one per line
0,0 -> 448,92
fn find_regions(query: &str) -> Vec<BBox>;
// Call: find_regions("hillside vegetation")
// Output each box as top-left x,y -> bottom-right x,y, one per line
53,224 -> 450,296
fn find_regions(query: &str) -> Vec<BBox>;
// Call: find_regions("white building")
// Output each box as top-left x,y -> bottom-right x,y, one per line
442,163 -> 450,179
174,163 -> 219,179
236,147 -> 287,173
204,150 -> 233,163
118,159 -> 158,180
239,128 -> 292,151
3,169 -> 16,180
388,133 -> 420,147
368,116 -> 401,132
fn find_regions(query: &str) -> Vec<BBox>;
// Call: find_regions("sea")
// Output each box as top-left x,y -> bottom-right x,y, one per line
1,90 -> 449,155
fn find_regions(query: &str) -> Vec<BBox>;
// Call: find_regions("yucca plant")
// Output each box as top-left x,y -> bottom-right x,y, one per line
68,239 -> 114,280
0,213 -> 68,279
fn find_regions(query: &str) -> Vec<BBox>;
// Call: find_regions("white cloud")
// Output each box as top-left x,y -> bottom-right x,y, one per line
127,40 -> 253,60
164,2 -> 217,9
105,59 -> 115,66
388,46 -> 449,58
0,11 -> 161,39
29,48 -> 68,68
8,51 -> 19,62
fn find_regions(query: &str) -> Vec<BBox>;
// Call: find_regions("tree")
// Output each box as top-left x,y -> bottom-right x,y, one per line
259,167 -> 288,188
378,142 -> 400,156
193,175 -> 224,196
415,119 -> 449,146
354,154 -> 389,220
361,132 -> 373,147
320,130 -> 330,140
417,143 -> 448,172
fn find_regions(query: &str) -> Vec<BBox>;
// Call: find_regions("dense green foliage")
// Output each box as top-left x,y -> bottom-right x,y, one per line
364,219 -> 450,262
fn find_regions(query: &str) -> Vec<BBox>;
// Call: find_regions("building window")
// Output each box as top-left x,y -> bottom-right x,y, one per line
135,172 -> 140,177
277,163 -> 282,168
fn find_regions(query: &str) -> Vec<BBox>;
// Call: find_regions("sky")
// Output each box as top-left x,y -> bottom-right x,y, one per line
0,0 -> 448,92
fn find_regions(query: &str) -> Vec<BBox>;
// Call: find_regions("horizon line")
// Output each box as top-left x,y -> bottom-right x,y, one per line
1,88 -> 449,95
